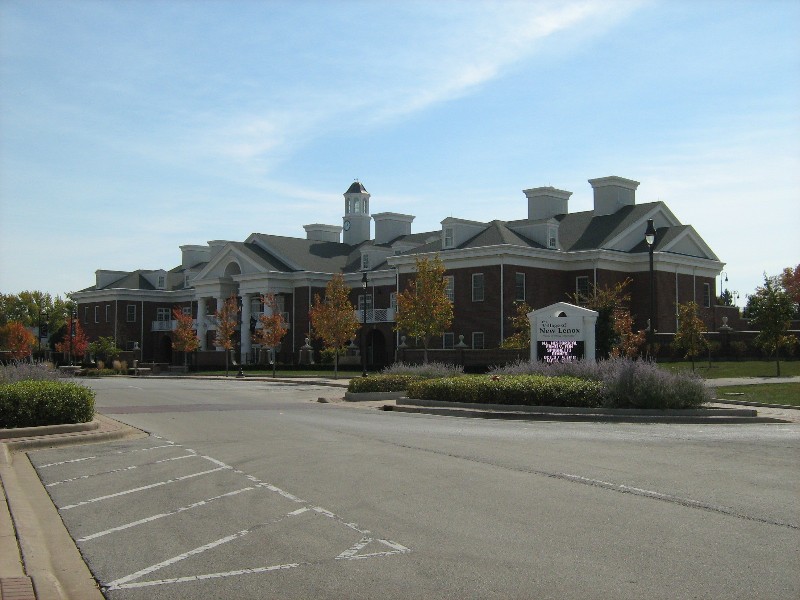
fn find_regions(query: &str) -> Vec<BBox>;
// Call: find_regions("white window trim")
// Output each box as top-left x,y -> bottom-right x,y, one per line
443,332 -> 455,349
443,227 -> 454,249
444,275 -> 455,302
127,304 -> 136,323
472,331 -> 485,349
576,276 -> 590,299
472,273 -> 485,302
703,282 -> 711,308
515,272 -> 525,302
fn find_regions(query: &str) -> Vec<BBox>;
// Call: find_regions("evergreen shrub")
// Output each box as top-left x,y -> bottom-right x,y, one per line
406,375 -> 604,407
0,380 -> 95,428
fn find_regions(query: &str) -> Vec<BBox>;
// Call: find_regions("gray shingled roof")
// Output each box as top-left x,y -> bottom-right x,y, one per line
248,234 -> 365,273
345,181 -> 368,194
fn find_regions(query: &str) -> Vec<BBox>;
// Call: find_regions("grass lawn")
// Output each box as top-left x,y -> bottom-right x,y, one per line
715,383 -> 800,407
663,360 -> 800,378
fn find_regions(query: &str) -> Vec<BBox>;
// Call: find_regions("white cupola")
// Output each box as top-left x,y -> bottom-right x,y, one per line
343,181 -> 371,245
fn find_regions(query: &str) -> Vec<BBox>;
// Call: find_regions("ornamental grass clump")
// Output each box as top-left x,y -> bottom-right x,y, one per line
489,358 -> 709,409
407,375 -> 604,408
0,361 -> 66,384
0,380 -> 95,428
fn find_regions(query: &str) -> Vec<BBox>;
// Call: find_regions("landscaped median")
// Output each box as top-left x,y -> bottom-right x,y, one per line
343,359 -> 782,422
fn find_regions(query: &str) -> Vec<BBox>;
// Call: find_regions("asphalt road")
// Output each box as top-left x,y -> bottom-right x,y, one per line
27,378 -> 800,599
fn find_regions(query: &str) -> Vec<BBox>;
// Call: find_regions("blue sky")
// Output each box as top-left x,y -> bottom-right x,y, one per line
1,0 -> 798,304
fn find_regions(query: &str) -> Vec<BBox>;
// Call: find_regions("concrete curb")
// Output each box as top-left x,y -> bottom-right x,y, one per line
0,415 -> 147,599
344,391 -> 407,402
711,398 -> 800,410
0,421 -> 99,441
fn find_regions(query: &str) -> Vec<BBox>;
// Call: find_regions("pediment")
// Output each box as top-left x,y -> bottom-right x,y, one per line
193,244 -> 269,281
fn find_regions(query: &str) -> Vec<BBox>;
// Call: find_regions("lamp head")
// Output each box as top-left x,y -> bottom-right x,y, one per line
644,218 -> 656,247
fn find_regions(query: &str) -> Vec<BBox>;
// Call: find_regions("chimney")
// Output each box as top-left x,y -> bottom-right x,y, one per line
524,187 -> 571,220
180,245 -> 211,268
303,224 -> 342,243
372,213 -> 415,245
588,176 -> 639,216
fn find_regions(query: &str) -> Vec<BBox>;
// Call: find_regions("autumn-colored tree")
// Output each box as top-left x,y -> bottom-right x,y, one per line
253,293 -> 288,378
395,255 -> 454,363
172,306 -> 200,368
672,301 -> 708,371
0,291 -> 73,348
748,274 -> 797,376
0,322 -> 37,360
569,278 -> 632,359
780,264 -> 800,310
500,301 -> 533,350
214,294 -> 239,376
55,318 -> 89,364
610,309 -> 646,358
309,274 -> 359,378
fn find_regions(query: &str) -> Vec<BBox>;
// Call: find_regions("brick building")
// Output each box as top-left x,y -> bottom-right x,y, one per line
73,175 -> 724,366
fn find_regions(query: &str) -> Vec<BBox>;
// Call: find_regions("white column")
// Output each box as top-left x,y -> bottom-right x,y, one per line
240,293 -> 252,364
214,297 -> 224,351
197,298 -> 208,351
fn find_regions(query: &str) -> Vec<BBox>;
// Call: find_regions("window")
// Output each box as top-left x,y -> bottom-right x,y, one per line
126,341 -> 137,351
443,227 -> 454,249
105,305 -> 110,322
442,332 -> 455,349
548,225 -> 558,249
444,276 -> 455,302
703,283 -> 711,308
126,304 -> 136,323
182,305 -> 192,316
576,276 -> 590,300
515,272 -> 525,301
94,306 -> 99,323
472,273 -> 485,302
362,254 -> 369,270
357,294 -> 374,312
390,292 -> 397,311
472,332 -> 485,349
83,307 -> 89,324
157,275 -> 166,289
156,307 -> 171,322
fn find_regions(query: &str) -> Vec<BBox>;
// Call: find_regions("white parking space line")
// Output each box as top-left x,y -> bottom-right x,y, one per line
47,453 -> 198,487
77,486 -> 257,542
41,434 -> 412,593
38,444 -> 182,468
60,465 -> 230,510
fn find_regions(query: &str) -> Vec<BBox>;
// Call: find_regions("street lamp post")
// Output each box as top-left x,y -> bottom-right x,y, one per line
645,219 -> 657,356
361,271 -> 368,377
68,309 -> 77,365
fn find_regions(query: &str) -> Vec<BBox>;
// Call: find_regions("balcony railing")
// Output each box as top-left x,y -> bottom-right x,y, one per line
355,308 -> 395,323
150,319 -> 198,332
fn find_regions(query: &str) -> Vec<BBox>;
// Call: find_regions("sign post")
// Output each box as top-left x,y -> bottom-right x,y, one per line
528,302 -> 598,363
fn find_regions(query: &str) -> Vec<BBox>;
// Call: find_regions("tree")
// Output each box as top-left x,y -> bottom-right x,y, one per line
0,322 -> 36,360
309,274 -> 360,378
0,291 -> 73,347
716,289 -> 734,307
672,301 -> 709,371
780,264 -> 800,313
55,318 -> 89,364
569,278 -> 633,359
214,294 -> 239,377
748,274 -> 797,376
395,255 -> 453,363
88,336 -> 122,364
253,293 -> 288,378
610,309 -> 646,358
172,306 -> 200,368
500,301 -> 533,350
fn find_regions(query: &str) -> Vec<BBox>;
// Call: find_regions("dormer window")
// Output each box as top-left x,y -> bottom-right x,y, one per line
157,275 -> 166,288
443,227 -> 454,249
362,254 -> 370,270
548,225 -> 558,249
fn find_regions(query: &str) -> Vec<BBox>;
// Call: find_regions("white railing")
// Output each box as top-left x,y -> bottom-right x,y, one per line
151,319 -> 198,332
354,308 -> 395,323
